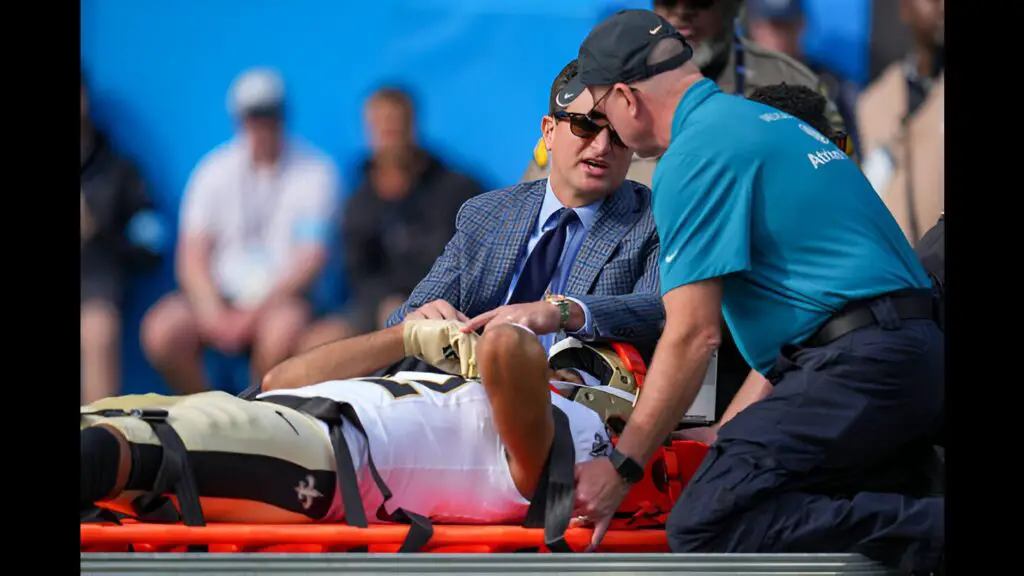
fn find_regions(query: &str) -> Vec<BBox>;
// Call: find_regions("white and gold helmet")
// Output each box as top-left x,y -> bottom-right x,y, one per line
548,337 -> 646,433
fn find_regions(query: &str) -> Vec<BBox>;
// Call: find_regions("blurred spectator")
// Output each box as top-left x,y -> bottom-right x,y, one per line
745,0 -> 862,158
857,0 -> 944,245
300,87 -> 483,349
81,68 -> 164,403
141,67 -> 340,393
867,0 -> 914,84
520,0 -> 844,186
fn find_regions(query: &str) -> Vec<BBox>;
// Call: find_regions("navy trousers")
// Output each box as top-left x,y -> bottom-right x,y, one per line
666,295 -> 944,573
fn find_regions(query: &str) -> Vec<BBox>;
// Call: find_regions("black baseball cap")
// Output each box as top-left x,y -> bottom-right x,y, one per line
558,9 -> 693,104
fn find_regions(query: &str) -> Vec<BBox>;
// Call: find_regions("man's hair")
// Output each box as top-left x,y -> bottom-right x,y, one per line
549,59 -> 579,116
368,86 -> 416,120
748,83 -> 832,138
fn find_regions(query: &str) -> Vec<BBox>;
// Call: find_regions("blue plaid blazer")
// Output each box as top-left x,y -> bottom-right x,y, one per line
386,179 -> 665,347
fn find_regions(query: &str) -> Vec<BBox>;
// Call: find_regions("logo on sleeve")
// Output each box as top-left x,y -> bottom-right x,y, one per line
590,433 -> 611,457
798,123 -> 831,145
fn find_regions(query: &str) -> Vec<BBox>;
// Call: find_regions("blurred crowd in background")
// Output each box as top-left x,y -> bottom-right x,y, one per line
80,0 -> 944,403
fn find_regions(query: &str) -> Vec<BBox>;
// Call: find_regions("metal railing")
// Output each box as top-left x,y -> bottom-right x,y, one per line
80,552 -> 904,575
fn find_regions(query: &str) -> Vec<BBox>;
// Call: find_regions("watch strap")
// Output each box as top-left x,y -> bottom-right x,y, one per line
546,295 -> 571,329
608,448 -> 644,484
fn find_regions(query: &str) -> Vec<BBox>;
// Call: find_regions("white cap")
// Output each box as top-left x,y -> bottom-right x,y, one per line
228,67 -> 285,117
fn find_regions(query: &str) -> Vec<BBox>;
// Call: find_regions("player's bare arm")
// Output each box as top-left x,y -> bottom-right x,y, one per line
262,325 -> 407,391
263,319 -> 483,392
476,324 -> 556,498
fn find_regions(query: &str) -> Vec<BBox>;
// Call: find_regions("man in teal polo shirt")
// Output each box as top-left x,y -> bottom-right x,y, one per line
565,10 -> 943,574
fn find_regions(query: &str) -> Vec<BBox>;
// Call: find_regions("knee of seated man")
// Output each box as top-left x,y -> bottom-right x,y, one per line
666,479 -> 746,553
256,299 -> 311,344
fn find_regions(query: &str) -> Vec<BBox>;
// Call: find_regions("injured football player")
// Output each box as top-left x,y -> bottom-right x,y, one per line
80,320 -> 644,551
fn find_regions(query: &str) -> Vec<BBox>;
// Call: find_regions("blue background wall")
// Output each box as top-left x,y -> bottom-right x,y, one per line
801,0 -> 871,87
81,0 -> 870,395
80,0 -> 649,395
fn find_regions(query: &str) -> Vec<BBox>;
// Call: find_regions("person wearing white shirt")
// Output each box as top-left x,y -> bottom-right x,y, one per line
141,68 -> 340,394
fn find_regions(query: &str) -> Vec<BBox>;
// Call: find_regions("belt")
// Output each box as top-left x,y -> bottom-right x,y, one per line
805,289 -> 936,348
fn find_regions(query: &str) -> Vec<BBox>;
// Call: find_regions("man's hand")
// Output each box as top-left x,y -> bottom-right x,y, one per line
573,458 -> 631,551
403,319 -> 480,378
405,299 -> 470,322
197,307 -> 254,354
461,302 -> 561,335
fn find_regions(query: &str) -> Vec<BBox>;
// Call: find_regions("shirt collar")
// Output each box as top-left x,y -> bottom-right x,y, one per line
671,78 -> 720,138
542,178 -> 604,232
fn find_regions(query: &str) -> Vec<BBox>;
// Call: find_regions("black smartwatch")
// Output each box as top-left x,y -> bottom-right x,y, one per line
608,448 -> 644,484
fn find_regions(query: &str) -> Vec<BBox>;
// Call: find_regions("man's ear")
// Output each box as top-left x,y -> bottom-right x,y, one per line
541,114 -> 557,151
618,83 -> 640,118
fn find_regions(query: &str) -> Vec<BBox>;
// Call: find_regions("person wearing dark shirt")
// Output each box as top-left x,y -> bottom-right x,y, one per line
81,68 -> 164,403
300,87 -> 483,348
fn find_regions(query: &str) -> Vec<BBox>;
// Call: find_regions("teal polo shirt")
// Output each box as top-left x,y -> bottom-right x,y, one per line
652,79 -> 931,375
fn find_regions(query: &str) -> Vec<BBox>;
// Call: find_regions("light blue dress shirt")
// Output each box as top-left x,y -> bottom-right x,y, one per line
503,179 -> 605,353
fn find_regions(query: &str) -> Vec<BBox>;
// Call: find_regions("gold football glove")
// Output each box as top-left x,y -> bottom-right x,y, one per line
402,319 -> 480,379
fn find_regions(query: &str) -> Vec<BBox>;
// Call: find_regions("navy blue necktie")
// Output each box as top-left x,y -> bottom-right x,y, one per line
508,208 -> 578,304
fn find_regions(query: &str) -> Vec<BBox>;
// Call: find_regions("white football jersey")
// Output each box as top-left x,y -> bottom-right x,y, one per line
257,371 -> 610,524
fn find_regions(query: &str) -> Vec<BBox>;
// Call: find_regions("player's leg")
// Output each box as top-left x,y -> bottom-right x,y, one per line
81,391 -> 339,523
476,324 -> 554,498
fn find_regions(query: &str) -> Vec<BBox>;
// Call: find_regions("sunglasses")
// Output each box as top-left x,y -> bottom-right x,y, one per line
831,131 -> 855,157
553,110 -> 627,148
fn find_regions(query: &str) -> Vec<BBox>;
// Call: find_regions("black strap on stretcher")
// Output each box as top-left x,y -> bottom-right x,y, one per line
79,408 -> 208,553
521,406 -> 576,553
262,396 -> 580,553
81,397 -> 579,553
255,395 -> 434,553
805,289 -> 937,347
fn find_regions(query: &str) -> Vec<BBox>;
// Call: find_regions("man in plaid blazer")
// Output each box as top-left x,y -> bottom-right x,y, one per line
385,60 -> 663,355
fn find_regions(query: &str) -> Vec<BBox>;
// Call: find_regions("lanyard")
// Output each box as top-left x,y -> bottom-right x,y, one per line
238,165 -> 287,247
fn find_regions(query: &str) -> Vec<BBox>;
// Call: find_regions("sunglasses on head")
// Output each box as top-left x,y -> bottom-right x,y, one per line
552,110 -> 627,148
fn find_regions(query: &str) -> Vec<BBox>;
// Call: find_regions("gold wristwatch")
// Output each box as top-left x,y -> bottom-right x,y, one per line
545,294 -> 571,329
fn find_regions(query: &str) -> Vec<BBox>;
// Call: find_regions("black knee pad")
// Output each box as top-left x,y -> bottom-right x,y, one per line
80,427 -> 122,506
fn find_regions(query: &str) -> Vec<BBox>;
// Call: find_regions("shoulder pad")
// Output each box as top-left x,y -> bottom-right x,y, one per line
533,137 -> 548,168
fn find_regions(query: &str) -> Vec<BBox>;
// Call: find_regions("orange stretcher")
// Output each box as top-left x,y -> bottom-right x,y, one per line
81,439 -> 710,554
